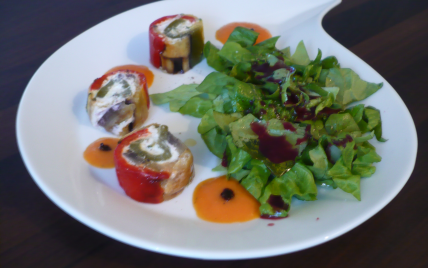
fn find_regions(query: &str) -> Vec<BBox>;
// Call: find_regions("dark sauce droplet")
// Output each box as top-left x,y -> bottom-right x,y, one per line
221,150 -> 228,167
99,143 -> 112,151
261,214 -> 287,220
296,125 -> 311,145
260,195 -> 289,220
250,122 -> 298,163
294,106 -> 316,121
220,188 -> 234,201
267,195 -> 289,212
332,135 -> 353,147
282,122 -> 296,132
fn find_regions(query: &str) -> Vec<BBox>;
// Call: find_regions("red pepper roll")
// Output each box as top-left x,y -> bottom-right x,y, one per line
86,70 -> 149,136
114,124 -> 194,203
149,14 -> 204,74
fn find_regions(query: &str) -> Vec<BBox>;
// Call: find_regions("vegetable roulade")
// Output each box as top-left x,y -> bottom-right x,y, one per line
114,124 -> 194,203
149,14 -> 204,74
86,70 -> 149,136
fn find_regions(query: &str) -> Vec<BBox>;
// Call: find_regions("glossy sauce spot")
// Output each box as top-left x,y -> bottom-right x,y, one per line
250,122 -> 298,164
193,176 -> 260,223
184,138 -> 197,147
106,65 -> 154,87
216,22 -> 272,44
83,137 -> 119,168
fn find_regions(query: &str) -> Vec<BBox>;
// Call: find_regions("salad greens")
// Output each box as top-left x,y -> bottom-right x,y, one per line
151,27 -> 386,218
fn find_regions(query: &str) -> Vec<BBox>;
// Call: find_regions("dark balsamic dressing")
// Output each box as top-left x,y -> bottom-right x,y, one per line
282,122 -> 296,132
332,135 -> 353,147
250,122 -> 298,164
296,125 -> 311,145
221,150 -> 228,167
260,195 -> 289,220
253,61 -> 295,83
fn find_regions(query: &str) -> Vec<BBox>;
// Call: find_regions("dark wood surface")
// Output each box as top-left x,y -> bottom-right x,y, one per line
1,0 -> 427,267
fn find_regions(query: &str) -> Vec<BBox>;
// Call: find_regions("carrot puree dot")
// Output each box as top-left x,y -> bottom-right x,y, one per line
193,175 -> 260,223
106,65 -> 154,88
83,137 -> 119,168
216,22 -> 272,45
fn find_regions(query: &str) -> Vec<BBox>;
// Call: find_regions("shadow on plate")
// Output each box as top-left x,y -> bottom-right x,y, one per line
127,32 -> 150,64
72,88 -> 93,127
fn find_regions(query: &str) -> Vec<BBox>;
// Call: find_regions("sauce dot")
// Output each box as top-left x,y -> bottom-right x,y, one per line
99,143 -> 112,151
220,188 -> 234,201
184,138 -> 197,147
216,22 -> 272,45
105,65 -> 154,88
83,137 -> 119,168
193,176 -> 260,223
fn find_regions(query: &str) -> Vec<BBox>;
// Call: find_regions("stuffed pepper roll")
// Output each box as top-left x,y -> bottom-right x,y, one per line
149,14 -> 204,74
86,70 -> 149,136
114,124 -> 194,203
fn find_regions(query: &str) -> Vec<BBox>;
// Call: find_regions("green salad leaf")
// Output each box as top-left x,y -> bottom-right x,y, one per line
151,84 -> 201,112
149,27 -> 386,218
325,68 -> 383,107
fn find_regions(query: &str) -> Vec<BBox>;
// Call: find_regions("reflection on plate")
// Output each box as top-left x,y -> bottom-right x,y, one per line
16,0 -> 417,260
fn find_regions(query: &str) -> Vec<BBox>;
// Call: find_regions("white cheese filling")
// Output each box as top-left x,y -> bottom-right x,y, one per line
166,19 -> 193,37
154,15 -> 195,43
155,16 -> 178,34
125,125 -> 179,164
89,72 -> 139,135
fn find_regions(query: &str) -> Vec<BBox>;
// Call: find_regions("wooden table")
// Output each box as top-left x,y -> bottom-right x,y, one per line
1,0 -> 427,267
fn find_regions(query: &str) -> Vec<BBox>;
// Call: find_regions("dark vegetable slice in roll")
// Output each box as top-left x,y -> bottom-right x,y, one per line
114,124 -> 194,203
149,14 -> 204,74
86,70 -> 149,136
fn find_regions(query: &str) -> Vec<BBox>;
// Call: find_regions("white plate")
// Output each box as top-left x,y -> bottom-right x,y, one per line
16,0 -> 417,260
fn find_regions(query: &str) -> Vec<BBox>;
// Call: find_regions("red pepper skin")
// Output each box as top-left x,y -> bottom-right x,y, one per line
149,15 -> 198,69
89,70 -> 150,108
90,74 -> 108,90
149,15 -> 175,68
114,128 -> 170,203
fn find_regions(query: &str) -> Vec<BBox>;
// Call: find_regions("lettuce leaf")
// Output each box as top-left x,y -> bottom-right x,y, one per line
291,41 -> 311,65
259,163 -> 317,217
150,84 -> 201,111
307,141 -> 332,181
325,113 -> 360,135
226,135 -> 252,174
226,26 -> 258,47
203,41 -> 231,72
218,41 -> 255,64
328,156 -> 361,200
178,96 -> 212,118
197,109 -> 216,134
241,164 -> 270,199
201,127 -> 227,158
326,68 -> 383,106
212,111 -> 242,133
229,114 -> 258,148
